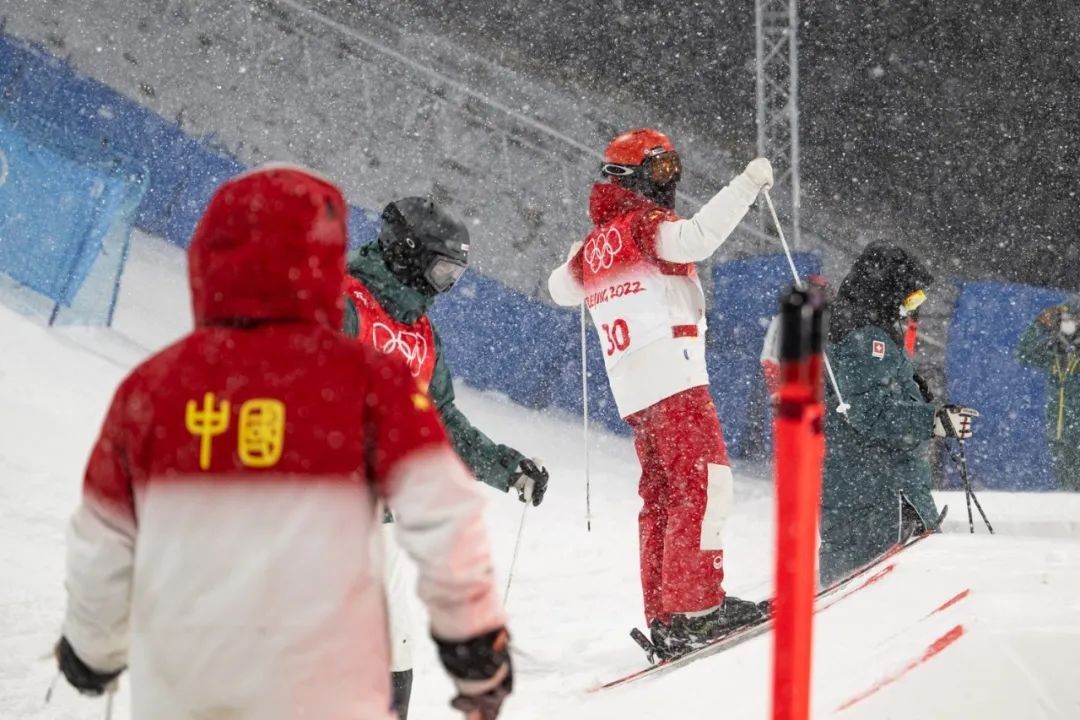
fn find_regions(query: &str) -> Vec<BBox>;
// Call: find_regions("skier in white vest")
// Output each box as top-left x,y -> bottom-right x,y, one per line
548,128 -> 773,657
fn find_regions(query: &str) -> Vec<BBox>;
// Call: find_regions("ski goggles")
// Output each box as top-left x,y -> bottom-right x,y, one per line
601,150 -> 682,186
426,257 -> 467,293
902,289 -> 927,313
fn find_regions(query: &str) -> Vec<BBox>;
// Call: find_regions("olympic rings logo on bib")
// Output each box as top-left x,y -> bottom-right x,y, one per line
372,322 -> 429,377
584,227 -> 623,273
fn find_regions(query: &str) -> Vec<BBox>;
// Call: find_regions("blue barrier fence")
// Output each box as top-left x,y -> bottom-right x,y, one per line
945,281 -> 1068,490
708,253 -> 822,459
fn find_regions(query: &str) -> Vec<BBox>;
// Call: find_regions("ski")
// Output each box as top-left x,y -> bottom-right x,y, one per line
593,507 -> 948,692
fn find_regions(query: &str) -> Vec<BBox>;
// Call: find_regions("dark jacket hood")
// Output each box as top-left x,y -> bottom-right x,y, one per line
589,182 -> 661,227
187,165 -> 347,329
829,241 -> 934,345
345,242 -> 435,325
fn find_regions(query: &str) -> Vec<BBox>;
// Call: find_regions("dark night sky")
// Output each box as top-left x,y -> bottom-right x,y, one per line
379,0 -> 1080,290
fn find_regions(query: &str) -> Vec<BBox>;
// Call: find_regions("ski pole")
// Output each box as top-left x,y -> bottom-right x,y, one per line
962,453 -> 975,534
42,656 -> 118,717
956,438 -> 993,534
762,191 -> 850,416
581,302 -> 592,532
44,671 -> 59,704
104,685 -> 115,720
503,501 -> 529,605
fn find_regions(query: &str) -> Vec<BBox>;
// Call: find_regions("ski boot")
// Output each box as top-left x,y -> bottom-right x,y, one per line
645,618 -> 686,661
660,595 -> 764,651
649,596 -> 765,659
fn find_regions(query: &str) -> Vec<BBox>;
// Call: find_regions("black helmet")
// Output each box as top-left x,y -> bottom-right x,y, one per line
378,197 -> 469,296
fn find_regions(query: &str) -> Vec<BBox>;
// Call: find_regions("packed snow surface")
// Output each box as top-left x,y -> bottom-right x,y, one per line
2,235 -> 1078,718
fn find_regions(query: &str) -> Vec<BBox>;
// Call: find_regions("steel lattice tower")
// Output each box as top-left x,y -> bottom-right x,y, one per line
755,0 -> 801,248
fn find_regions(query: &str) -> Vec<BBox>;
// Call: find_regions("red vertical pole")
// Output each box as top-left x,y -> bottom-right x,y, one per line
771,288 -> 827,720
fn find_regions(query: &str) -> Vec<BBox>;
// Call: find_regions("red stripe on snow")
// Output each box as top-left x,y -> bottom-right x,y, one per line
922,589 -> 971,619
834,624 -> 965,713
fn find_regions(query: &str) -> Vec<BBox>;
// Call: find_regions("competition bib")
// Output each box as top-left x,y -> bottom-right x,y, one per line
343,278 -> 437,386
580,211 -> 704,371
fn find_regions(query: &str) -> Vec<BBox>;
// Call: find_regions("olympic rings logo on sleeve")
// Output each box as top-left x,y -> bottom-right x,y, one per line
372,323 -> 429,377
583,227 -> 623,273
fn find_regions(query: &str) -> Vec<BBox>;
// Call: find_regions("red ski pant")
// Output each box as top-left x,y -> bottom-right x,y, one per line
626,386 -> 734,625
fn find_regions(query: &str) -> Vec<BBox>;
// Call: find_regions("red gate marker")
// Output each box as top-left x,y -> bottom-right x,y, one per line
771,287 -> 827,720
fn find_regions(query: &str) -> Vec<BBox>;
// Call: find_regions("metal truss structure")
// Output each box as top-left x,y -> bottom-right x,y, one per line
755,0 -> 802,248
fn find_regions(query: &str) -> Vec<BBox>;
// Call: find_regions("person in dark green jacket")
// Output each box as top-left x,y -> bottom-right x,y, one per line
341,197 -> 549,719
342,198 -> 549,500
1017,295 -> 1080,491
819,242 -> 977,586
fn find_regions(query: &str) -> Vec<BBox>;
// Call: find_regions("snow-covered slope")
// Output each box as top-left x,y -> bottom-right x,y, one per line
1,235 -> 1078,718
580,533 -> 1080,720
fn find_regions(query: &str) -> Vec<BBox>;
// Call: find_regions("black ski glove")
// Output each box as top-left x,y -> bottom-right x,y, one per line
55,637 -> 123,696
435,627 -> 513,720
510,458 -> 549,507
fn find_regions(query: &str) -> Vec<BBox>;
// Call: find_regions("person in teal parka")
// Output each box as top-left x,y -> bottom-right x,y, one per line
819,242 -> 976,585
1017,295 -> 1080,491
340,197 -> 550,719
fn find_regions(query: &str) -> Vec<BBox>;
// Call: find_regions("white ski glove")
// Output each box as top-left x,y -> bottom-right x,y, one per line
510,458 -> 549,507
744,157 -> 774,192
933,405 -> 979,440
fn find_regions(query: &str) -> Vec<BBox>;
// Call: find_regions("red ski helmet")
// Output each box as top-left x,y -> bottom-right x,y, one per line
603,128 -> 675,165
600,128 -> 682,208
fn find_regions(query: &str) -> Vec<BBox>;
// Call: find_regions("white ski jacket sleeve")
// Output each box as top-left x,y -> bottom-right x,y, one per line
385,446 -> 506,641
654,172 -> 761,264
547,240 -> 586,307
63,499 -> 135,673
62,391 -> 137,675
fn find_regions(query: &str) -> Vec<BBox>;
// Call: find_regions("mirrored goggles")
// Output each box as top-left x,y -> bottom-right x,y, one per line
600,150 -> 682,186
426,257 -> 467,293
902,289 -> 927,313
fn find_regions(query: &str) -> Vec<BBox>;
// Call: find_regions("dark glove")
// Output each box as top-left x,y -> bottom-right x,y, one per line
509,458 -> 548,507
933,405 -> 979,440
55,637 -> 122,697
435,627 -> 513,720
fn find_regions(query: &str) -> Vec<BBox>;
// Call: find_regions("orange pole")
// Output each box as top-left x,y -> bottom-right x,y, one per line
771,288 -> 827,720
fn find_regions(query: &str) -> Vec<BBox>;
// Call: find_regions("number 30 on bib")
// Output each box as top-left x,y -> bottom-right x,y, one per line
602,319 -> 631,356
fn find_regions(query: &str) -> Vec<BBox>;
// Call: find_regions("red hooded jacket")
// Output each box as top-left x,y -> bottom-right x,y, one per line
62,166 -> 505,720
